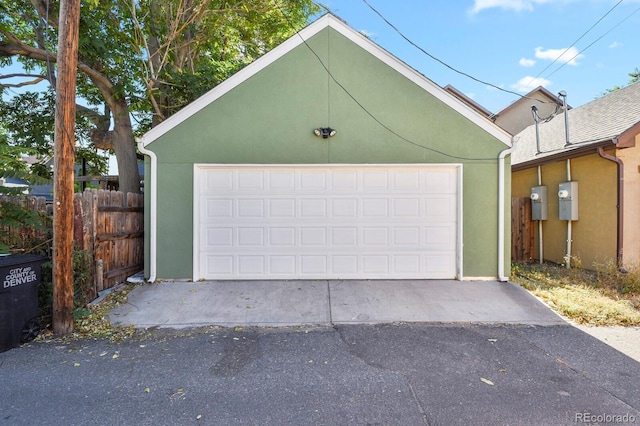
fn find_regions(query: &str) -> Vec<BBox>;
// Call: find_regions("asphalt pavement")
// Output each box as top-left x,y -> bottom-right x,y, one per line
1,279 -> 639,425
1,324 -> 639,425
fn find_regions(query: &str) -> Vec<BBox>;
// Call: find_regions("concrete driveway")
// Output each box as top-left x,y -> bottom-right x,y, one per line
107,279 -> 566,328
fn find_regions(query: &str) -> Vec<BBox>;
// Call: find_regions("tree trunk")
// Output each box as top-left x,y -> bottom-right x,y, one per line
111,97 -> 141,194
52,0 -> 80,335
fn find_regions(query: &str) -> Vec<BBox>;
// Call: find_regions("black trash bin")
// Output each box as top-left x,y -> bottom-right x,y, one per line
0,254 -> 48,352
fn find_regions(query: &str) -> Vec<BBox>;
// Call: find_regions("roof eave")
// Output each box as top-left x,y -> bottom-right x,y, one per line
512,139 -> 616,171
616,121 -> 640,148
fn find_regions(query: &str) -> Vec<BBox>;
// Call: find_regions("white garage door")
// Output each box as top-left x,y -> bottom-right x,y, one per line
194,165 -> 460,280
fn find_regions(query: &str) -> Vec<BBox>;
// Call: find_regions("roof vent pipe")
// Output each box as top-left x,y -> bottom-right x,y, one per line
531,105 -> 540,154
558,91 -> 570,146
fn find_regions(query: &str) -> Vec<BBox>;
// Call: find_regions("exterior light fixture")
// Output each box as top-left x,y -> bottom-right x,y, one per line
313,127 -> 337,139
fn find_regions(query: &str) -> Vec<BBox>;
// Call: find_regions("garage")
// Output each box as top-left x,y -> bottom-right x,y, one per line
138,14 -> 512,282
194,164 -> 461,280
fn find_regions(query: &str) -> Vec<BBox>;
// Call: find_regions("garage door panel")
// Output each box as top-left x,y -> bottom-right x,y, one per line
301,170 -> 328,189
332,171 -> 358,190
206,228 -> 233,247
268,171 -> 296,189
363,199 -> 389,217
424,225 -> 456,250
237,228 -> 264,246
269,199 -> 296,217
425,169 -> 457,192
332,199 -> 358,217
301,256 -> 327,274
269,228 -> 296,245
301,199 -> 328,217
238,171 -> 264,189
270,256 -> 296,274
206,256 -> 233,275
196,165 -> 459,279
393,255 -> 420,273
363,170 -> 389,189
205,199 -> 233,219
331,228 -> 358,246
239,256 -> 265,274
392,170 -> 420,189
394,198 -> 421,217
424,253 -> 455,276
363,227 -> 389,245
332,255 -> 358,274
300,228 -> 327,246
203,170 -> 233,192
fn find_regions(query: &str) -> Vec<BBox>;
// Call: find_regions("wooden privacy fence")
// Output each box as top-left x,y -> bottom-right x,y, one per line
1,189 -> 143,302
74,189 -> 144,294
0,195 -> 50,250
511,197 -> 534,263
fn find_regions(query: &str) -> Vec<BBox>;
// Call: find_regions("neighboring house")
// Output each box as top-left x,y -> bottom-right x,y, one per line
493,86 -> 569,136
0,177 -> 29,193
138,13 -> 512,282
11,156 -> 145,200
511,81 -> 640,269
443,85 -> 493,119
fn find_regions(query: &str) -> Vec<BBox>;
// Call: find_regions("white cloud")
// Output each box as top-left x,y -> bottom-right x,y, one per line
511,76 -> 551,92
519,58 -> 536,67
609,41 -> 621,48
469,0 -> 554,14
534,46 -> 583,66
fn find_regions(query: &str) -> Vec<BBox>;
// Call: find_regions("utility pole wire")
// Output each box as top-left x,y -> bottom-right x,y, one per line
534,0 -> 624,80
545,4 -> 640,79
359,0 -> 547,104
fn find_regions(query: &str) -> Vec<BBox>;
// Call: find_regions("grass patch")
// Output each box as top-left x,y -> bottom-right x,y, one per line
512,261 -> 640,326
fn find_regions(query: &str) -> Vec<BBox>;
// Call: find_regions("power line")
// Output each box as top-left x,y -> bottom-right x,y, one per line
358,0 -> 550,105
535,0 -> 624,80
545,3 -> 640,79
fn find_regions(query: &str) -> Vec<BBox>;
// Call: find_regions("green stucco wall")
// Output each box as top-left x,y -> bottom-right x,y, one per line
145,26 -> 510,279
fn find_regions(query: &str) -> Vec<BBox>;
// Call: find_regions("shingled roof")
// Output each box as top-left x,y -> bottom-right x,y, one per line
512,81 -> 640,166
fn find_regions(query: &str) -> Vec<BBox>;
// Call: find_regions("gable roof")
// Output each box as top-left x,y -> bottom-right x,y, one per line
511,81 -> 640,167
141,13 -> 511,147
493,86 -> 566,120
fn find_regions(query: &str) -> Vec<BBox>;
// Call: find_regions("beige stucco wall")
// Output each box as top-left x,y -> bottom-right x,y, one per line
495,93 -> 561,136
617,140 -> 640,267
512,152 -> 617,268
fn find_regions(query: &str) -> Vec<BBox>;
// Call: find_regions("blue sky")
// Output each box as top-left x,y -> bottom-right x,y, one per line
3,0 -> 638,114
320,0 -> 640,112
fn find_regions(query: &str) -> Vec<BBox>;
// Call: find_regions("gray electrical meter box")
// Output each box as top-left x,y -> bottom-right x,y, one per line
558,181 -> 578,221
530,186 -> 548,220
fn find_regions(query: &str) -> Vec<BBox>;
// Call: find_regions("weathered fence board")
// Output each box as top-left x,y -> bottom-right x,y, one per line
84,189 -> 144,292
511,197 -> 534,263
0,195 -> 50,251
